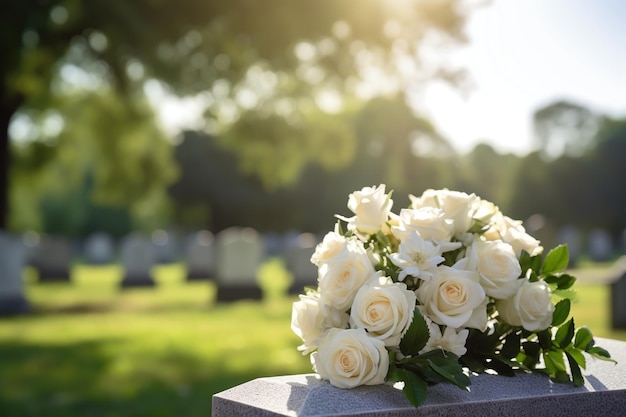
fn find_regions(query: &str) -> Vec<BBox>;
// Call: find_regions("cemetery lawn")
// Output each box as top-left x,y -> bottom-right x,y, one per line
1,261 -> 625,417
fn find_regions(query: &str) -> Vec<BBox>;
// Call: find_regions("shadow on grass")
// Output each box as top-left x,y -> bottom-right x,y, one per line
0,339 -> 300,417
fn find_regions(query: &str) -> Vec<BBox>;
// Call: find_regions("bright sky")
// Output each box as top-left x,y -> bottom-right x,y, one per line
424,0 -> 626,155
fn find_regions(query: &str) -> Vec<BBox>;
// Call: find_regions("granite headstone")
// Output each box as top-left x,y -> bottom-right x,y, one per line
213,338 -> 626,417
611,270 -> 626,329
184,230 -> 215,280
588,229 -> 613,262
284,233 -> 318,294
33,236 -> 73,282
119,234 -> 156,288
83,232 -> 114,264
215,227 -> 264,301
0,232 -> 29,314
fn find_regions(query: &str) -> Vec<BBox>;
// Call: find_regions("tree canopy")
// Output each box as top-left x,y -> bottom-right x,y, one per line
2,0 -> 472,231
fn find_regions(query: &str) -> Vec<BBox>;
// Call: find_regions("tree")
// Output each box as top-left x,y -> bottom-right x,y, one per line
2,0 -> 472,231
533,100 -> 599,159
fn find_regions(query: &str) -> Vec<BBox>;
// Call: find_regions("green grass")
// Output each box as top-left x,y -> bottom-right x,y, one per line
1,259 -> 312,417
1,261 -> 624,416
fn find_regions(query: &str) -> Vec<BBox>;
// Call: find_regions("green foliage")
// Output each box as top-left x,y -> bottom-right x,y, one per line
399,307 -> 430,356
460,245 -> 616,388
390,309 -> 470,408
541,245 -> 569,275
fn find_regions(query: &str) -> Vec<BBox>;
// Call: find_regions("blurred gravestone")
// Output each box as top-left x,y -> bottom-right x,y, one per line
184,230 -> 215,280
215,227 -> 265,301
21,231 -> 40,266
119,234 -> 156,288
83,232 -> 114,264
33,236 -> 73,282
262,232 -> 286,257
557,225 -> 582,267
0,232 -> 29,314
284,232 -> 319,294
611,270 -> 626,329
152,229 -> 179,264
588,229 -> 613,262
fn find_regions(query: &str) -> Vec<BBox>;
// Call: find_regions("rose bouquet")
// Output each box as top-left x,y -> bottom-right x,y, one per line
291,185 -> 614,408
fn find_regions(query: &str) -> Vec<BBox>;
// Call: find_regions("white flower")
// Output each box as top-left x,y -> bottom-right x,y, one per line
317,240 -> 376,311
291,293 -> 325,354
346,184 -> 393,236
349,276 -> 417,347
311,230 -> 348,267
417,265 -> 488,330
420,321 -> 469,358
389,232 -> 444,282
312,328 -> 389,389
320,303 -> 350,329
487,213 -> 543,257
410,189 -> 477,235
471,198 -> 500,225
496,279 -> 554,332
465,239 -> 523,300
392,207 -> 456,245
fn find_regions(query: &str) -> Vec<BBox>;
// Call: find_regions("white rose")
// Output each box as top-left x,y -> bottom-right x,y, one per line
392,207 -> 456,244
318,241 -> 376,311
420,321 -> 469,358
321,303 -> 350,329
349,276 -> 417,347
291,293 -> 325,354
410,189 -> 477,235
471,198 -> 500,225
417,265 -> 487,330
312,328 -> 389,389
346,184 -> 393,235
311,230 -> 348,267
489,214 -> 543,257
496,280 -> 554,332
466,240 -> 523,299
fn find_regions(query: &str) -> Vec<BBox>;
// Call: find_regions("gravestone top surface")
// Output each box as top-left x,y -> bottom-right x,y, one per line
212,337 -> 626,417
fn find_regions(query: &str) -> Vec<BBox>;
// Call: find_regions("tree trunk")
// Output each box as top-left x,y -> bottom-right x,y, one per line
0,97 -> 21,231
0,112 -> 10,231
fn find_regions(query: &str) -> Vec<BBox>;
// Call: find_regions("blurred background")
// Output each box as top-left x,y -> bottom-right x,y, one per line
1,0 -> 625,416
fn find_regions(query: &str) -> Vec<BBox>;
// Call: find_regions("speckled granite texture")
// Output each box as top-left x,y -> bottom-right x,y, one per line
212,337 -> 626,416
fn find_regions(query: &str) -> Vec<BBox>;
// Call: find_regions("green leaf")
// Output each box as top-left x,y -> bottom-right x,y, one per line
587,346 -> 617,363
555,318 -> 575,349
426,358 -> 470,390
565,351 -> 585,386
399,369 -> 429,408
551,299 -> 571,326
400,307 -> 430,356
556,274 -> 577,290
565,345 -> 587,370
519,250 -> 542,276
574,326 -> 594,350
541,245 -> 569,275
543,275 -> 560,284
553,289 -> 578,301
538,329 -> 552,350
502,332 -> 521,359
521,342 -> 541,369
528,270 -> 539,283
487,356 -> 516,377
544,350 -> 567,374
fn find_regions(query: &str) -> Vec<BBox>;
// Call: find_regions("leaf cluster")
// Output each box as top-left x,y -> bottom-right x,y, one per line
388,308 -> 470,408
461,245 -> 615,387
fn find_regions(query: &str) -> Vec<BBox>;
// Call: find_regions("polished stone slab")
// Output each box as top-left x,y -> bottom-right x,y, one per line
212,337 -> 626,417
